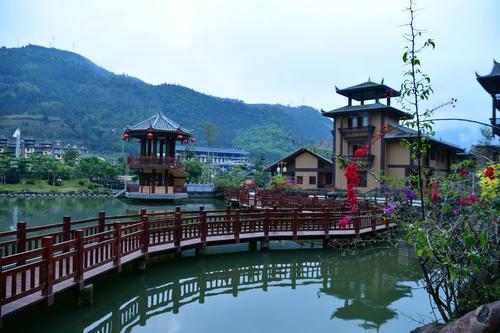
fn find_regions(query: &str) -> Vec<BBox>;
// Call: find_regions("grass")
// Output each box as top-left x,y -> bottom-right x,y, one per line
0,179 -> 98,192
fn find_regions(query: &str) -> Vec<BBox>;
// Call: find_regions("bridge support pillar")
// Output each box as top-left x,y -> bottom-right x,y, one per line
135,259 -> 147,272
322,239 -> 330,248
248,241 -> 258,252
261,240 -> 270,251
77,284 -> 94,306
195,246 -> 206,256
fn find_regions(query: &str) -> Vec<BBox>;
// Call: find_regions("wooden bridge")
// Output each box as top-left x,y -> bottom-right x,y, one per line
0,198 -> 395,325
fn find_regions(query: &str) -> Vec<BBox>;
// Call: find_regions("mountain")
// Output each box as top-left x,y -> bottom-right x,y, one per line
0,45 -> 332,160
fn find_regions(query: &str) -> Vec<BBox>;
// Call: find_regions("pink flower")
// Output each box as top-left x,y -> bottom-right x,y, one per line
339,216 -> 351,228
432,191 -> 439,201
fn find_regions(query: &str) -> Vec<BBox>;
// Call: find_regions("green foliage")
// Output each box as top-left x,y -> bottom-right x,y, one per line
0,45 -> 331,156
232,124 -> 298,162
185,160 -> 203,183
214,165 -> 245,189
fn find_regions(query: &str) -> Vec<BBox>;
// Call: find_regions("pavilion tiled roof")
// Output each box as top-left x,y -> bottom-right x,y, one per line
127,113 -> 192,135
335,80 -> 401,101
476,60 -> 500,94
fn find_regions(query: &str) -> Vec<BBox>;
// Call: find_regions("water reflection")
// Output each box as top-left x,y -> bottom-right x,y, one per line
73,247 -> 421,333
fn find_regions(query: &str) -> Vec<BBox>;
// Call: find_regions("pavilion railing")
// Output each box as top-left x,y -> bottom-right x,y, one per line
127,156 -> 187,170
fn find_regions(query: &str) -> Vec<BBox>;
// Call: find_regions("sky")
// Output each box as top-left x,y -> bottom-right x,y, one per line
0,0 -> 499,148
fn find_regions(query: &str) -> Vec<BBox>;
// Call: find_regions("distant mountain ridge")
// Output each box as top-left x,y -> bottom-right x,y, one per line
0,45 -> 331,159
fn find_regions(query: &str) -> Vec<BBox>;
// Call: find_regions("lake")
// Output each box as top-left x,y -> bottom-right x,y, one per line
0,197 -> 436,333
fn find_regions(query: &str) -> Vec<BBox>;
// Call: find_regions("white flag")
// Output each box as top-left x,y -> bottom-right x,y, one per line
12,128 -> 20,138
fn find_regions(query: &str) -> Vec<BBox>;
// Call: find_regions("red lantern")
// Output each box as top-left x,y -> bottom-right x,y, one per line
191,137 -> 196,143
147,132 -> 154,139
121,133 -> 129,141
176,134 -> 183,140
137,139 -> 142,143
183,139 -> 188,144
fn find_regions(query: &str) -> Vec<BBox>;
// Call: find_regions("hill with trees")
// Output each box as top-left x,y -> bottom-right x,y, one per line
0,45 -> 331,160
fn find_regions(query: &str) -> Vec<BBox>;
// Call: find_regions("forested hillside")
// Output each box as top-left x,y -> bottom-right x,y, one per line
0,45 -> 331,160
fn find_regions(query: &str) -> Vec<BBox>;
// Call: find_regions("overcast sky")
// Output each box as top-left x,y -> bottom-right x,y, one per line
1,0 -> 499,148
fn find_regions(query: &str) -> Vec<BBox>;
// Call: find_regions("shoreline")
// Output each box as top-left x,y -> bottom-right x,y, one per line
0,191 -> 116,198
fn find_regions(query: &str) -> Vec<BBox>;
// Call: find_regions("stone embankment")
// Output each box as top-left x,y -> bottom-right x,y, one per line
412,301 -> 500,333
0,191 -> 115,198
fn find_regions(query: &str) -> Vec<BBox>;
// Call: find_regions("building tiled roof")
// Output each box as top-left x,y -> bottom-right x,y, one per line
322,102 -> 411,119
176,146 -> 249,155
385,125 -> 464,151
128,113 -> 192,134
264,147 -> 332,172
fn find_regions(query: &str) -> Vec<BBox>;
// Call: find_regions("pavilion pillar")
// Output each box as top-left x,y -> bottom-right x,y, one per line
140,139 -> 146,157
152,170 -> 156,193
153,138 -> 157,159
159,139 -> 164,160
147,139 -> 152,156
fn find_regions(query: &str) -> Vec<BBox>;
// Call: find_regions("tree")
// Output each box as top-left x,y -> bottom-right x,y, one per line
200,123 -> 219,148
63,149 -> 79,167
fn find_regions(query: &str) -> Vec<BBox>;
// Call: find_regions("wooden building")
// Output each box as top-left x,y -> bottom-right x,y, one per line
322,80 -> 463,192
264,147 -> 333,190
121,113 -> 192,200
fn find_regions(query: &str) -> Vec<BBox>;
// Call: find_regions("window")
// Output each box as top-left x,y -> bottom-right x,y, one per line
358,172 -> 367,188
430,149 -> 436,161
348,113 -> 368,128
309,176 -> 316,185
296,176 -> 303,184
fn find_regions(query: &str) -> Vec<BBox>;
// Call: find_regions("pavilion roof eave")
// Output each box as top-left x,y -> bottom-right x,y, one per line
321,103 -> 412,120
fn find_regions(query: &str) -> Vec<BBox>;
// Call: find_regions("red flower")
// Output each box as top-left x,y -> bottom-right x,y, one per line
354,148 -> 367,157
484,166 -> 495,180
460,168 -> 468,177
459,198 -> 466,206
339,216 -> 351,228
432,191 -> 439,201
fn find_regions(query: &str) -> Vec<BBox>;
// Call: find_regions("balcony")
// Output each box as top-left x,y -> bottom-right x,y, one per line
341,154 -> 375,167
338,126 -> 375,138
127,156 -> 187,170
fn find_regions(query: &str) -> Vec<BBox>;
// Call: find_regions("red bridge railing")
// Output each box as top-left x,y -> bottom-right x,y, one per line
0,202 -> 390,322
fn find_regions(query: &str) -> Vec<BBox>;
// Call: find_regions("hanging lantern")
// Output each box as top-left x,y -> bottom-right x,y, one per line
137,139 -> 142,143
183,139 -> 188,144
121,133 -> 129,141
176,134 -> 183,140
190,137 -> 196,143
147,132 -> 154,139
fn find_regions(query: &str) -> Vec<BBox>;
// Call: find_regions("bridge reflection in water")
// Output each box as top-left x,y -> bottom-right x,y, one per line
69,246 -> 422,333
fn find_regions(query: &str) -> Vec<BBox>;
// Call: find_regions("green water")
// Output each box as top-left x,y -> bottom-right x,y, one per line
0,198 -> 436,333
0,197 -> 225,232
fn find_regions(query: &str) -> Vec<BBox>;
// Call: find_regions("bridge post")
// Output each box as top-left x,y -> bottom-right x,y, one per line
323,206 -> 330,242
141,215 -> 149,260
292,209 -> 298,240
355,217 -> 360,239
63,215 -> 71,243
74,230 -> 85,290
16,222 -> 27,265
172,278 -> 181,314
174,207 -> 182,252
371,216 -> 377,234
41,236 -> 55,305
199,207 -> 207,244
98,211 -> 106,236
234,210 -> 240,242
226,203 -> 231,233
263,209 -> 270,242
114,223 -> 122,272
